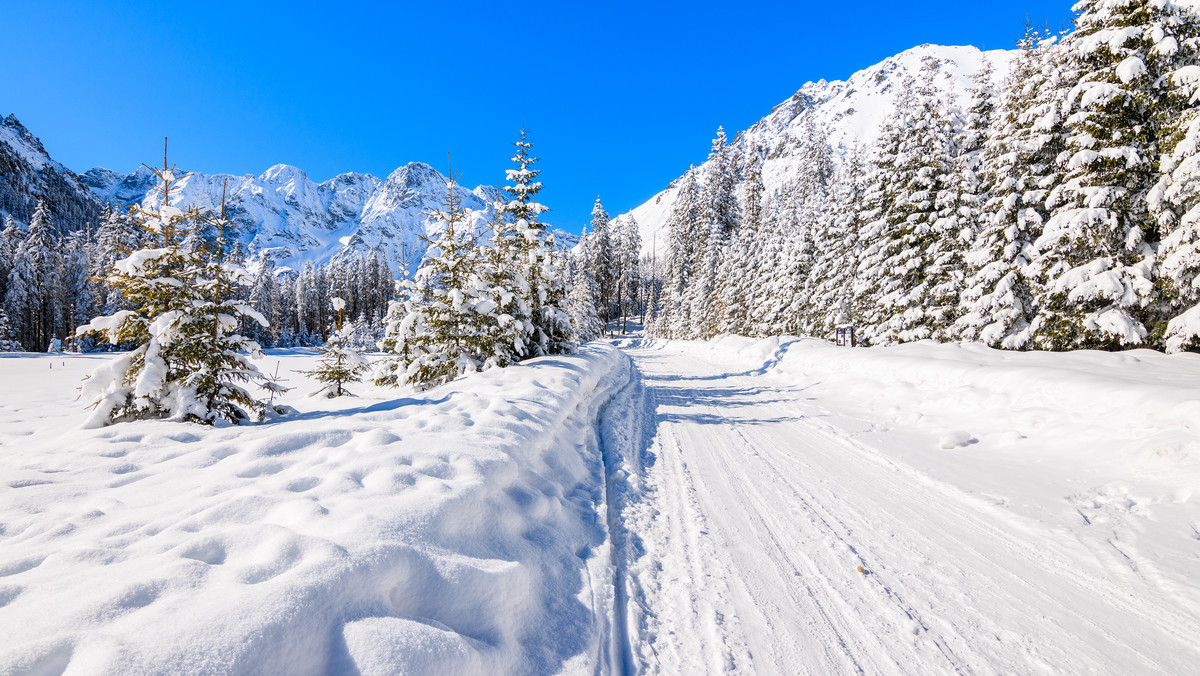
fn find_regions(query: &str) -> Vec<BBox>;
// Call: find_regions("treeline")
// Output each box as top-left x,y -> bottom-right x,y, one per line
633,0 -> 1200,353
0,202 -> 397,352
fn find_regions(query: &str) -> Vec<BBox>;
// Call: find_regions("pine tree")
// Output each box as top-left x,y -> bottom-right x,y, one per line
808,144 -> 866,339
856,63 -> 960,345
499,127 -> 573,356
22,201 -> 64,350
715,152 -> 763,335
659,170 -> 702,338
854,81 -> 913,344
2,216 -> 32,349
957,30 -> 1050,347
298,297 -> 368,397
589,198 -> 616,329
568,237 -> 604,341
479,196 -> 532,367
0,307 -> 21,352
78,148 -> 286,426
1149,3 -> 1200,351
376,161 -> 489,390
0,214 -> 19,302
1032,1 -> 1191,349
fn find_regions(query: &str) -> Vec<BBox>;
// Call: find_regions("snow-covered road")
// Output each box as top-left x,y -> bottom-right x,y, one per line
611,337 -> 1200,675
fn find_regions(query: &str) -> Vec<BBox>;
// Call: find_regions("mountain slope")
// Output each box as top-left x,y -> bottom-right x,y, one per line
1,116 -> 561,274
624,44 -> 1014,256
0,115 -> 102,233
82,161 -> 502,273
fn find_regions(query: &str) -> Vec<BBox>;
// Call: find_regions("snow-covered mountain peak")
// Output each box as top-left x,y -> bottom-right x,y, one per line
258,163 -> 309,185
624,43 -> 1014,256
0,115 -> 52,171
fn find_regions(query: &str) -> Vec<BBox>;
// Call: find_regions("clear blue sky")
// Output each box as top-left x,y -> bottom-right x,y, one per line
2,1 -> 1076,234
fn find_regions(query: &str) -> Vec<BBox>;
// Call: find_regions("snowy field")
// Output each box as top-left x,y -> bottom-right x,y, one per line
2,337 -> 1200,675
0,346 -> 632,675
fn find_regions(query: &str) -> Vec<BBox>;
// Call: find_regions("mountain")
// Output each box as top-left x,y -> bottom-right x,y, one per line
621,44 -> 1014,256
0,115 -> 103,233
82,161 -> 503,273
1,116 -> 578,275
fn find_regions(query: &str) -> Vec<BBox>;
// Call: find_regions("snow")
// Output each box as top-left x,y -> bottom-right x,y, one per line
0,346 -> 630,674
82,161 -> 503,276
614,334 -> 1200,674
4,333 -> 1200,673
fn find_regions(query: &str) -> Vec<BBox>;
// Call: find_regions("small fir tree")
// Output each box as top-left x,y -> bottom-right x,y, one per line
298,297 -> 368,397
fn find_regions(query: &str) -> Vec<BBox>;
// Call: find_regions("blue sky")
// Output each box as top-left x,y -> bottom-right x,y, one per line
2,1 -> 1076,233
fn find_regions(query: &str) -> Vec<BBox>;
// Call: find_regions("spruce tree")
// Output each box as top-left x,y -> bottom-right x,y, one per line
1150,3 -> 1200,351
1032,1 -> 1190,349
957,30 -> 1050,347
808,144 -> 867,339
499,128 -> 573,355
0,307 -> 20,352
376,161 -> 489,390
78,148 -> 286,426
298,297 -> 368,397
659,170 -> 702,338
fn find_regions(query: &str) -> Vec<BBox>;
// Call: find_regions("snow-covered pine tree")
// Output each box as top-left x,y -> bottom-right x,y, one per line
853,80 -> 914,344
856,62 -> 960,345
808,143 -> 867,339
588,198 -> 616,331
22,200 -> 64,351
0,214 -> 19,302
659,170 -> 702,338
60,230 -> 96,348
687,128 -> 743,338
375,161 -> 489,390
0,307 -> 21,352
568,226 -> 604,341
716,147 -> 764,335
298,297 -> 368,397
956,29 -> 1050,347
1149,3 -> 1200,351
2,215 -> 32,349
614,214 -> 642,333
500,128 -> 573,355
1032,0 -> 1191,349
479,194 -> 532,367
78,152 -> 286,426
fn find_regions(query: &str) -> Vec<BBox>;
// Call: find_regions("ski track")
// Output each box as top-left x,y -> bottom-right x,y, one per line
613,339 -> 1200,676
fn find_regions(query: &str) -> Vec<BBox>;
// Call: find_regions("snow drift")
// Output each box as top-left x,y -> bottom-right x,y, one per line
0,345 -> 630,675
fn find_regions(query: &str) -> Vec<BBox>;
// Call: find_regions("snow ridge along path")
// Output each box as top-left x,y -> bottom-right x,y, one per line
0,346 -> 635,676
610,336 -> 1200,675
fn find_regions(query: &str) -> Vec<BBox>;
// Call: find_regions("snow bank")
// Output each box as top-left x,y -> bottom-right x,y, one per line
677,334 -> 1200,490
0,346 -> 630,675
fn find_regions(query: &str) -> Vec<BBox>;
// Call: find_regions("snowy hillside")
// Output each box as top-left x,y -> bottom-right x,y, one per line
626,44 -> 1013,256
3,333 -> 1198,673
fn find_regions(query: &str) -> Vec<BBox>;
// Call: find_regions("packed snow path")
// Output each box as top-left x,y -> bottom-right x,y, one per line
610,338 -> 1200,675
